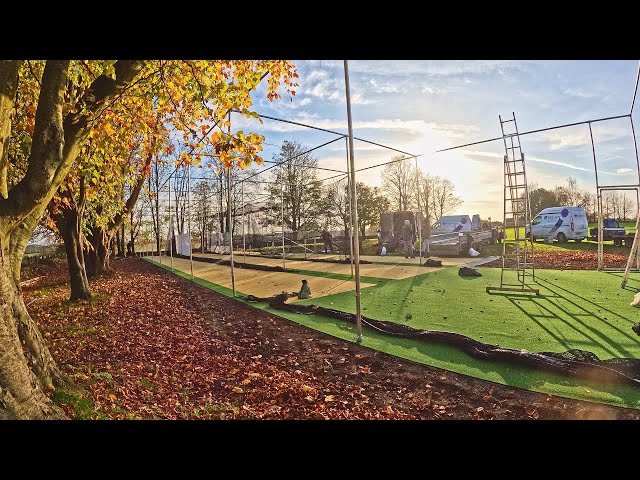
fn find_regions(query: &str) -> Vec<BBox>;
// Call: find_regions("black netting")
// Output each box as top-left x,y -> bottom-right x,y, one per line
246,293 -> 640,388
263,256 -> 372,265
173,253 -> 285,272
173,253 -> 371,269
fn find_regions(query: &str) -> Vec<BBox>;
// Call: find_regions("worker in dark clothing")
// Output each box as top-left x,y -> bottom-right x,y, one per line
401,219 -> 415,259
321,230 -> 335,253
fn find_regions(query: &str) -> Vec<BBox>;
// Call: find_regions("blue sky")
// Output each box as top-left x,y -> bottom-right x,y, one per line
232,60 -> 640,220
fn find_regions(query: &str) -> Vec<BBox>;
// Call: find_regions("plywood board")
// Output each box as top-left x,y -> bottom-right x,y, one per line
153,256 -> 374,300
190,253 -> 442,280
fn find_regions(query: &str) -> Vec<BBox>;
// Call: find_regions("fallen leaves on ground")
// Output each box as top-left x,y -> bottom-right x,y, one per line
23,258 -> 640,420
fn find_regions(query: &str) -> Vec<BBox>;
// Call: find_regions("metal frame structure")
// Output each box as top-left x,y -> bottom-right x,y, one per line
592,114 -> 640,271
437,61 -> 640,278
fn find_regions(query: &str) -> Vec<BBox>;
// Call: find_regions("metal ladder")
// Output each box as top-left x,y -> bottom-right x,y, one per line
487,112 -> 539,295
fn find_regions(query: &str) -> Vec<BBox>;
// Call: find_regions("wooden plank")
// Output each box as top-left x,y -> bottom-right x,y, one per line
430,244 -> 460,256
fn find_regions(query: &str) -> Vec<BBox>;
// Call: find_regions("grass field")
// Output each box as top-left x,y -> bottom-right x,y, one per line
147,258 -> 640,409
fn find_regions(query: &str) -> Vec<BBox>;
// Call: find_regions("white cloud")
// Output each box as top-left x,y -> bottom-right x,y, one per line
535,123 -> 631,150
369,79 -> 404,94
563,87 -> 600,99
346,60 -> 527,77
297,68 -> 374,105
232,113 -> 479,146
459,149 -> 628,177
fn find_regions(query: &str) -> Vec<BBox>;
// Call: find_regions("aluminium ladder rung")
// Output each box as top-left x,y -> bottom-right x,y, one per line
502,119 -> 515,123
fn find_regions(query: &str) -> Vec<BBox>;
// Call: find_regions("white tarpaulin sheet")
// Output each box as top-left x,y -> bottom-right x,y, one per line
175,233 -> 191,256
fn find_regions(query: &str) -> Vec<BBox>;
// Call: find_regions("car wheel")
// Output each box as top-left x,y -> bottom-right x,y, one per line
557,233 -> 567,243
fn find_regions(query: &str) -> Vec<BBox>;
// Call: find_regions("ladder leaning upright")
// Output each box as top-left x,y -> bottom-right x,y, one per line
487,112 -> 539,295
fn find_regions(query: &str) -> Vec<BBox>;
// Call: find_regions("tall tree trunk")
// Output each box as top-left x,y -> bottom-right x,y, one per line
117,224 -> 125,258
54,208 -> 91,301
86,226 -> 111,277
0,249 -> 66,419
129,209 -> 136,256
50,177 -> 92,301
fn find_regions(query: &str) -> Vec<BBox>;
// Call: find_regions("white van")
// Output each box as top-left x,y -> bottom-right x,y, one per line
431,215 -> 473,234
525,206 -> 589,243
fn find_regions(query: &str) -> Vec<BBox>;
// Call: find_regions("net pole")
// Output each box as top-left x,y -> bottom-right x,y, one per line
168,174 -> 173,271
228,165 -> 236,297
242,180 -> 246,263
345,136 -> 354,277
228,111 -> 236,297
415,155 -> 422,266
158,179 -> 162,266
344,60 -> 362,343
281,176 -> 286,269
187,166 -> 194,280
156,189 -> 162,265
589,122 -> 603,270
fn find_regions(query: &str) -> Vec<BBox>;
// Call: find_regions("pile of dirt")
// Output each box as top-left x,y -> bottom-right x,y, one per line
459,266 -> 482,277
423,259 -> 443,267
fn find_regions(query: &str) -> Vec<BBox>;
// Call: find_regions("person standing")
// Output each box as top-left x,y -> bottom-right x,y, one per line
402,219 -> 415,258
321,230 -> 334,253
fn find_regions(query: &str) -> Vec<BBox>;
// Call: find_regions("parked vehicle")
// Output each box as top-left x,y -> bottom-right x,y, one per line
525,206 -> 588,243
589,218 -> 626,238
429,214 -> 492,256
431,215 -> 474,234
589,218 -> 634,246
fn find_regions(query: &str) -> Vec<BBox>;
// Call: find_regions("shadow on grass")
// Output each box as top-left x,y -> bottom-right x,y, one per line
494,275 -> 639,358
603,271 -> 640,293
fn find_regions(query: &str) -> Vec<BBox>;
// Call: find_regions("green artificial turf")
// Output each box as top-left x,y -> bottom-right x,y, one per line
146,258 -> 640,410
